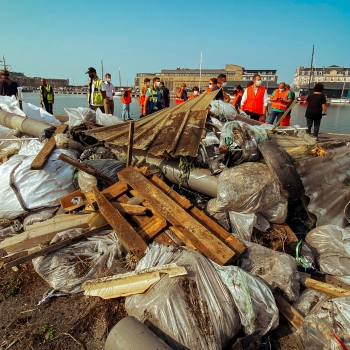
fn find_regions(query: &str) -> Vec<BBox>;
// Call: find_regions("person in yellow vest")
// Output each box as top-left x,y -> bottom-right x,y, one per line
267,82 -> 292,125
85,67 -> 105,113
39,78 -> 54,114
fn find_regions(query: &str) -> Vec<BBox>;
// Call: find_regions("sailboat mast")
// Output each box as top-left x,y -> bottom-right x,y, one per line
118,67 -> 122,88
308,45 -> 314,94
101,56 -> 104,78
199,52 -> 202,90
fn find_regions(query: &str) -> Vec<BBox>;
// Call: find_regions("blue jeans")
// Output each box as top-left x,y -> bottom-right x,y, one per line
122,103 -> 130,120
267,111 -> 284,125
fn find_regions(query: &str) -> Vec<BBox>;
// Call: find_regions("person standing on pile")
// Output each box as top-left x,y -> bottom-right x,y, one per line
175,83 -> 188,104
206,78 -> 218,93
0,69 -> 18,97
267,82 -> 292,125
188,86 -> 200,99
121,88 -> 132,121
215,74 -> 231,102
139,78 -> 150,117
160,81 -> 170,108
280,84 -> 295,126
143,77 -> 163,116
102,73 -> 115,115
232,85 -> 243,111
305,82 -> 327,141
39,78 -> 54,114
86,67 -> 105,113
241,74 -> 268,121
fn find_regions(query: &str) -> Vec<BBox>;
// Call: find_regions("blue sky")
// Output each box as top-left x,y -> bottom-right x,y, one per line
2,0 -> 349,87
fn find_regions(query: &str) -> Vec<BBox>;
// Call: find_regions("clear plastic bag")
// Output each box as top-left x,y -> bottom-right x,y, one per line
292,289 -> 330,318
305,225 -> 350,277
125,243 -> 242,350
23,207 -> 58,229
95,108 -> 124,126
209,100 -> 237,120
259,197 -> 288,224
296,296 -> 350,350
77,170 -> 98,193
64,107 -> 96,127
237,240 -> 300,302
229,211 -> 256,241
206,163 -> 285,214
32,230 -> 128,293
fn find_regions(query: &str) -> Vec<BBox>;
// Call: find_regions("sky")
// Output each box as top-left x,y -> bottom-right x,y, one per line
2,0 -> 349,87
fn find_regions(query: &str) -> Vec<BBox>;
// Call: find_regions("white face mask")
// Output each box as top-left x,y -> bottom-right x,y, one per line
221,82 -> 227,87
106,78 -> 111,82
256,80 -> 262,86
156,81 -> 161,87
194,91 -> 199,95
209,84 -> 212,88
279,88 -> 284,92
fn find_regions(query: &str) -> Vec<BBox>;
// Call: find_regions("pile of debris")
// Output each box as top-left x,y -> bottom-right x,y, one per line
1,93 -> 350,350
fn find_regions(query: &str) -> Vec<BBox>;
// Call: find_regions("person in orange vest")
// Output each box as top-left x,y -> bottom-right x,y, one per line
139,78 -> 150,117
205,78 -> 218,93
121,88 -> 132,121
267,82 -> 292,125
280,84 -> 296,126
231,85 -> 243,111
188,86 -> 200,99
175,83 -> 188,104
240,74 -> 268,121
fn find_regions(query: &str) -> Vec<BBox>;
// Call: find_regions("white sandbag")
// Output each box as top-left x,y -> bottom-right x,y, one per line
126,243 -> 242,350
33,230 -> 128,293
237,240 -> 300,302
209,100 -> 237,120
95,108 -> 124,126
0,140 -> 77,219
306,225 -> 350,282
64,107 -> 96,127
22,101 -> 60,125
296,296 -> 350,350
206,163 -> 285,214
0,95 -> 25,116
293,289 -> 330,318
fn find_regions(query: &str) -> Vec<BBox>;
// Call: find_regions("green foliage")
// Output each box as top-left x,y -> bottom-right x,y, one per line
178,156 -> 198,187
0,275 -> 22,300
36,325 -> 55,343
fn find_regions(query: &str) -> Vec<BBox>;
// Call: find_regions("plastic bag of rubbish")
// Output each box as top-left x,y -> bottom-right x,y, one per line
293,289 -> 330,318
0,95 -> 25,116
22,101 -> 61,125
296,296 -> 350,350
32,230 -> 128,293
95,108 -> 124,126
206,163 -> 285,214
218,121 -> 268,166
237,240 -> 300,302
258,196 -> 288,224
0,140 -> 77,219
229,212 -> 256,241
209,100 -> 237,121
80,146 -> 116,162
126,243 -> 242,350
64,107 -> 96,127
306,225 -> 350,284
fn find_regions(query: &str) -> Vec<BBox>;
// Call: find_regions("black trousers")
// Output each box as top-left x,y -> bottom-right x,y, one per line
89,105 -> 105,113
306,118 -> 321,137
244,110 -> 261,121
43,101 -> 53,114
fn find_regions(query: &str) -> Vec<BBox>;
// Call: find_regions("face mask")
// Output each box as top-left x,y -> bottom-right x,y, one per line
107,78 -> 111,82
209,84 -> 212,88
279,88 -> 284,92
88,74 -> 94,79
146,82 -> 150,86
156,81 -> 161,87
194,91 -> 199,95
221,82 -> 227,87
256,80 -> 262,86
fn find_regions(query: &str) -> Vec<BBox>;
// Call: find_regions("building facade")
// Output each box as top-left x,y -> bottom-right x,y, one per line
293,65 -> 350,89
8,72 -> 69,88
135,64 -> 278,92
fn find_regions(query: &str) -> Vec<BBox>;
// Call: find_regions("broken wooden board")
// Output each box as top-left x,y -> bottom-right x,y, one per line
91,186 -> 148,260
82,263 -> 187,298
137,167 -> 246,257
60,188 -> 87,212
4,224 -> 111,269
111,202 -> 146,215
118,166 -> 240,265
30,124 -> 68,170
0,213 -> 98,254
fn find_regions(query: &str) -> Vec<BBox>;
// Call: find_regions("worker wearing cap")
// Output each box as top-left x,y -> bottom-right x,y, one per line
0,69 -> 18,97
86,67 -> 105,112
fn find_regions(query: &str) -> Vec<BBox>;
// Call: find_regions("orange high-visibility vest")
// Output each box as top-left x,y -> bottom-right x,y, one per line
271,89 -> 289,110
139,86 -> 147,106
121,90 -> 132,104
205,87 -> 212,93
244,86 -> 266,114
232,92 -> 242,108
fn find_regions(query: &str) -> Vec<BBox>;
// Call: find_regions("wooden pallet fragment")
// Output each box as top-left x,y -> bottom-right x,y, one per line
118,166 -> 243,265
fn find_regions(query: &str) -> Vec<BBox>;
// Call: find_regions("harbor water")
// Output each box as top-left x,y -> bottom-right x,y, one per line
22,93 -> 350,134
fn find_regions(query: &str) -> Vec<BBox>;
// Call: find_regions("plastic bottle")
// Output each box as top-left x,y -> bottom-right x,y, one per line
0,223 -> 23,238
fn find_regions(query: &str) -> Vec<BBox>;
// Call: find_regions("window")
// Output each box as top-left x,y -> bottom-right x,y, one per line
302,71 -> 305,75
330,77 -> 334,82
337,77 -> 341,82
319,77 -> 323,82
324,77 -> 327,82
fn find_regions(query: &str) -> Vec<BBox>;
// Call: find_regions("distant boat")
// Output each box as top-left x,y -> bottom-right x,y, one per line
114,90 -> 123,97
114,68 -> 123,97
330,81 -> 349,103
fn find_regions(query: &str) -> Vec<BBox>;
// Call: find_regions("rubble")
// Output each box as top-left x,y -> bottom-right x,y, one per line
1,93 -> 350,349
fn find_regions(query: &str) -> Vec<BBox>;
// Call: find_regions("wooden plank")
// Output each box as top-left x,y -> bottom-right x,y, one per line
118,167 -> 237,265
139,169 -> 246,257
4,224 -> 111,269
274,292 -> 304,330
91,186 -> 147,260
30,124 -> 68,170
299,272 -> 350,298
60,189 -> 86,211
111,202 -> 146,215
127,121 -> 135,166
101,181 -> 128,200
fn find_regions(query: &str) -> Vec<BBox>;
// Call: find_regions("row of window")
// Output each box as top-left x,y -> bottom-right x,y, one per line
299,77 -> 350,83
301,70 -> 349,76
242,76 -> 275,81
244,71 -> 275,75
